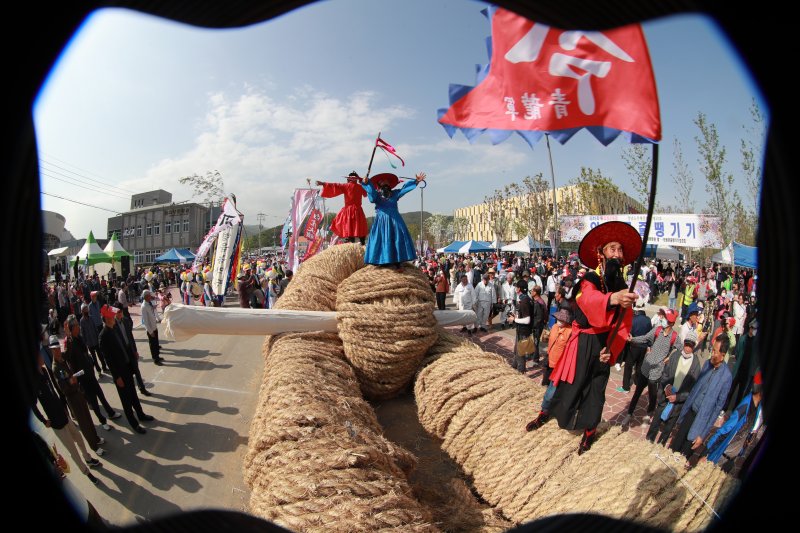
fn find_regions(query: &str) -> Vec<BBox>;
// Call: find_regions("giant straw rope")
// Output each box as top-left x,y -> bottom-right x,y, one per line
244,244 -> 739,531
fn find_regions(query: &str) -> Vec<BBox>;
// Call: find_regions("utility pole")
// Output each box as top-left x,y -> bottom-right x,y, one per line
257,212 -> 266,254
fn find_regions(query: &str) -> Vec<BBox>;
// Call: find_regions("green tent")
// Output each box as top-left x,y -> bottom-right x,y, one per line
70,231 -> 112,266
103,232 -> 132,260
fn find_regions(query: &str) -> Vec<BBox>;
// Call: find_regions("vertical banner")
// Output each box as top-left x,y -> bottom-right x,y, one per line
229,223 -> 244,288
193,196 -> 242,272
287,189 -> 323,271
211,226 -> 234,297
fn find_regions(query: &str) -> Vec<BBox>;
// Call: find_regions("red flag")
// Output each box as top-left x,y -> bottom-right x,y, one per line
438,8 -> 660,145
376,137 -> 405,166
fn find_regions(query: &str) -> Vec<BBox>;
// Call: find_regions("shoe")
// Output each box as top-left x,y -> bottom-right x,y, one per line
615,386 -> 629,393
101,423 -> 111,431
642,414 -> 653,425
525,411 -> 549,431
108,412 -> 121,420
153,360 -> 164,366
578,431 -> 597,455
95,447 -> 106,457
133,426 -> 147,434
139,414 -> 155,422
140,389 -> 153,396
97,437 -> 105,446
620,413 -> 632,426
86,472 -> 99,485
614,363 -> 622,371
479,327 -> 488,332
86,457 -> 102,468
460,326 -> 467,332
466,329 -> 472,336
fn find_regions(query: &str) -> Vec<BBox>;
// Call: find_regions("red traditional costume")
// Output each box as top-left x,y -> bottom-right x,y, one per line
319,172 -> 367,241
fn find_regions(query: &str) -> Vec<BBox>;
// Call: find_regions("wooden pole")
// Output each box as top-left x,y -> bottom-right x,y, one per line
364,131 -> 381,180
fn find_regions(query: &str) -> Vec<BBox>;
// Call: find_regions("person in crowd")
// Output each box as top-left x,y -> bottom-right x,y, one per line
63,315 -> 120,430
474,274 -> 496,333
454,274 -> 477,335
726,319 -> 759,413
361,172 -> 425,267
98,304 -> 154,435
530,286 -> 548,365
277,270 -> 293,299
679,302 -> 707,346
80,303 -> 107,375
621,306 -> 681,426
615,298 -> 654,393
49,335 -> 106,456
115,303 -> 151,396
545,267 -> 559,312
141,290 -> 164,366
507,280 -> 533,374
237,264 -> 257,308
670,335 -> 733,458
697,371 -> 765,478
543,308 -> 573,386
32,350 -> 102,485
710,316 -> 737,364
434,268 -> 450,311
316,171 -> 368,244
732,293 -> 747,341
525,221 -> 639,455
645,329 -> 702,444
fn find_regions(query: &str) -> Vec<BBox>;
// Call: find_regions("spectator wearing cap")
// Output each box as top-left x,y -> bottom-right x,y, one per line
645,329 -> 702,444
141,290 -> 164,366
700,371 -> 765,478
615,298 -> 654,393
474,274 -> 496,333
80,303 -> 108,375
670,334 -> 733,458
98,304 -> 154,434
726,319 -> 759,413
529,268 -> 544,294
679,302 -> 708,347
622,307 -> 682,426
49,335 -> 107,457
31,349 -> 102,485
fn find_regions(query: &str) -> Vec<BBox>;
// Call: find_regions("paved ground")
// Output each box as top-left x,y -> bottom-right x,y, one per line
33,287 -> 685,526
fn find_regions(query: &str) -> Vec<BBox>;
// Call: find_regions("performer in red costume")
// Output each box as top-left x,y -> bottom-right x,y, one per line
316,171 -> 368,244
525,221 -> 640,454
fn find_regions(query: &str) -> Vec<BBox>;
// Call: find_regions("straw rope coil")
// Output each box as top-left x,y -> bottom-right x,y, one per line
244,243 -> 739,532
414,342 -> 740,531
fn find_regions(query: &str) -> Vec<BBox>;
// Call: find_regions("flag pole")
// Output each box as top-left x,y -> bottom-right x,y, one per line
607,142 -> 659,345
365,131 -> 381,180
545,133 -> 560,257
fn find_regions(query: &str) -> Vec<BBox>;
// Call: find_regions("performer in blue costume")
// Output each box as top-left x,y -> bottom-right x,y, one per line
361,172 -> 426,266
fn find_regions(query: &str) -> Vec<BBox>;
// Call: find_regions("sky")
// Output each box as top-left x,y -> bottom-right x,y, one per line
35,0 -> 767,240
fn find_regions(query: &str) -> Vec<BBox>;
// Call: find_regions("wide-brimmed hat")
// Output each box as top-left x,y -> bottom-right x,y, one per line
369,173 -> 399,190
47,335 -> 60,349
578,221 -> 642,269
553,308 -> 573,324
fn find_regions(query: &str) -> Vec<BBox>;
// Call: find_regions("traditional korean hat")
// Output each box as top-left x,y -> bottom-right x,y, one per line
578,221 -> 642,269
369,173 -> 399,190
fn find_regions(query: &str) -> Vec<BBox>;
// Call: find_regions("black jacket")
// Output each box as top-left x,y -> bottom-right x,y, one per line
99,324 -> 133,381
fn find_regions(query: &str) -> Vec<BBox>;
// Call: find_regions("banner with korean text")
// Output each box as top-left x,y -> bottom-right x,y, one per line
559,214 -> 722,248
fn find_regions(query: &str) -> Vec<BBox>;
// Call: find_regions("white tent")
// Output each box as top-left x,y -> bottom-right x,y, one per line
501,235 -> 546,253
489,238 -> 503,249
47,246 -> 70,257
645,244 -> 681,261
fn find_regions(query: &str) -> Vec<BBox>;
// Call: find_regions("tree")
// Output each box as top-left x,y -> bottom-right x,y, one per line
567,167 -> 628,215
694,112 -> 736,244
452,216 -> 470,241
621,143 -> 651,206
671,137 -> 695,213
424,214 -> 453,248
508,174 -> 550,243
483,187 -> 513,243
179,170 -> 226,204
739,98 -> 765,244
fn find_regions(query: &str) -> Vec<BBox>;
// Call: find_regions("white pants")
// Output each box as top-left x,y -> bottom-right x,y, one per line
476,301 -> 492,328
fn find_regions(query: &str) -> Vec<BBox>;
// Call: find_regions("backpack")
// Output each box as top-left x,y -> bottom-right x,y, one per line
654,326 -> 678,350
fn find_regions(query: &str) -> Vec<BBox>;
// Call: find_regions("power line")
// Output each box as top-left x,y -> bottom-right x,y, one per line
38,153 -> 138,194
40,170 -> 131,200
41,191 -> 123,214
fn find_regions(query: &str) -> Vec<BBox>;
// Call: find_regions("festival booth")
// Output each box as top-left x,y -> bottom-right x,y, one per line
644,243 -> 682,261
711,241 -> 758,269
439,240 -> 467,253
154,248 -> 197,264
69,231 -> 112,276
501,235 -> 546,253
455,240 -> 494,254
103,232 -> 133,273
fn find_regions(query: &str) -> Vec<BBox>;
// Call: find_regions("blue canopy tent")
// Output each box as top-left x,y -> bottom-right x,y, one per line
154,248 -> 197,263
440,240 -> 467,253
456,240 -> 495,254
711,242 -> 757,269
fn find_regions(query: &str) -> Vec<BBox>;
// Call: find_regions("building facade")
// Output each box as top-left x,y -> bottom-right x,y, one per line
107,190 -> 221,265
453,184 -> 644,242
